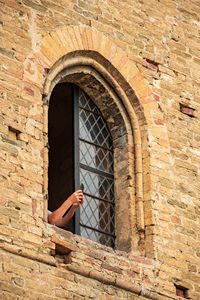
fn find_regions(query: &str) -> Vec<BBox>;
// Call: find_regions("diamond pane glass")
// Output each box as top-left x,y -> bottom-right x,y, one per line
79,90 -> 99,114
79,108 -> 112,149
80,194 -> 115,234
78,88 -> 115,248
80,226 -> 115,248
80,168 -> 114,202
80,141 -> 114,174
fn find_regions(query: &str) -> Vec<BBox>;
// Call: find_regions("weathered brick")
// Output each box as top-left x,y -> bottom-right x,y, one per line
0,1 -> 200,299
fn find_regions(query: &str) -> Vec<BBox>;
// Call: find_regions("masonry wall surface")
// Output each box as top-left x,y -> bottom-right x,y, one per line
0,0 -> 200,299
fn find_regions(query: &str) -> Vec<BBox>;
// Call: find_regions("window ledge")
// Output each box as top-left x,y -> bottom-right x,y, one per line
50,235 -> 79,255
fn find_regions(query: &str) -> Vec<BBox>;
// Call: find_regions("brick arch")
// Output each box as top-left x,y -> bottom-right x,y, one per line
25,26 -> 160,112
24,25 -> 170,255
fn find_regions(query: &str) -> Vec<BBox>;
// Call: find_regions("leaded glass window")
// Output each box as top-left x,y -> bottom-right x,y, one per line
75,87 -> 115,248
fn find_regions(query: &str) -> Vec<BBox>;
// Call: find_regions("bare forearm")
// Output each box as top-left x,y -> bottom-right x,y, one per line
54,206 -> 76,227
49,200 -> 73,224
48,190 -> 84,226
50,190 -> 83,224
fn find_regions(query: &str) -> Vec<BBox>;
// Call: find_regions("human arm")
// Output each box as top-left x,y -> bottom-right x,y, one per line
52,205 -> 77,227
48,190 -> 84,226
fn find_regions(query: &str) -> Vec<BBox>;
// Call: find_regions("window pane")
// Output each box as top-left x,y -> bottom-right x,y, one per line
80,226 -> 115,248
80,194 -> 115,234
78,88 -> 115,248
79,108 -> 113,149
79,90 -> 99,114
80,141 -> 114,174
80,168 -> 114,202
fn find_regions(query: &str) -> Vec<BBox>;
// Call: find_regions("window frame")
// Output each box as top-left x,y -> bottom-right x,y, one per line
74,85 -> 81,235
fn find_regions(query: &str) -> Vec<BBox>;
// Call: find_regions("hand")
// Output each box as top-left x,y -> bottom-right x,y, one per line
69,190 -> 84,207
72,202 -> 81,208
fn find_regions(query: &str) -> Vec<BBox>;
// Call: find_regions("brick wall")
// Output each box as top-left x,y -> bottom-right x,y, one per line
0,0 -> 200,299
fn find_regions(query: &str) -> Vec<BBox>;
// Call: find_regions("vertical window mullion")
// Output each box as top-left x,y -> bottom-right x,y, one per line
73,85 -> 80,235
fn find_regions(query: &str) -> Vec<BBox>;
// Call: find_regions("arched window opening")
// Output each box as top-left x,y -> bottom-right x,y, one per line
48,82 -> 115,248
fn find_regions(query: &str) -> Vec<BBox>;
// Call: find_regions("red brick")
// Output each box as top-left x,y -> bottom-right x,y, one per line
171,216 -> 181,225
154,119 -> 164,125
23,86 -> 34,96
101,263 -> 122,274
32,199 -> 36,216
25,62 -> 35,75
153,94 -> 160,101
5,0 -> 30,13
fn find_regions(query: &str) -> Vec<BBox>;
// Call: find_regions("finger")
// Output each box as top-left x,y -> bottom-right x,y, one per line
78,193 -> 83,198
75,192 -> 81,198
75,198 -> 81,203
75,193 -> 83,198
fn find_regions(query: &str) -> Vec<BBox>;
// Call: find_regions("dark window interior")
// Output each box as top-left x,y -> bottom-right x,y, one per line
175,285 -> 187,298
48,83 -> 74,231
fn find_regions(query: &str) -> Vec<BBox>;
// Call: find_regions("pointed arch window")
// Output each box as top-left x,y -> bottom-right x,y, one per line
48,83 -> 115,248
